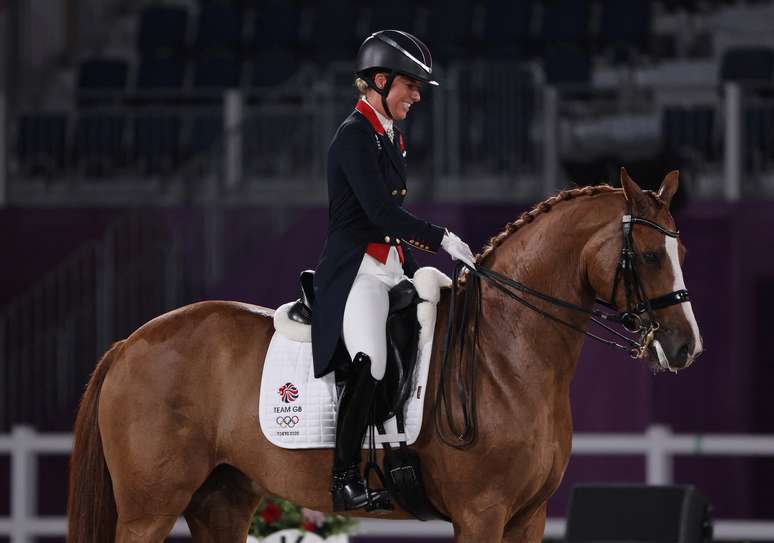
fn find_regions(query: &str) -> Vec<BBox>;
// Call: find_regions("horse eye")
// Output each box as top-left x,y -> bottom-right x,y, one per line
642,252 -> 659,264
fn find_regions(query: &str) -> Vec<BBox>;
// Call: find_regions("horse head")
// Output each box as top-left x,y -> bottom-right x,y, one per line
584,168 -> 703,372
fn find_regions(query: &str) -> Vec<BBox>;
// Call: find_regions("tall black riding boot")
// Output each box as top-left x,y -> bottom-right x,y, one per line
331,352 -> 391,512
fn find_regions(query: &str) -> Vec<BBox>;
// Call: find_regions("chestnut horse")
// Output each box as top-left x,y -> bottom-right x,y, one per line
68,170 -> 702,542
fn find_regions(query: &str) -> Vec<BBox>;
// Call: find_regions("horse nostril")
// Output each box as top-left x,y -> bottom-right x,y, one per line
677,344 -> 691,364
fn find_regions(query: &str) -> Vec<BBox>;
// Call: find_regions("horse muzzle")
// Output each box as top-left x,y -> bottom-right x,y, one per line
649,327 -> 703,373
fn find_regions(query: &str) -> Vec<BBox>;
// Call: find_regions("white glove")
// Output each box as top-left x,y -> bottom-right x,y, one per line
441,230 -> 476,269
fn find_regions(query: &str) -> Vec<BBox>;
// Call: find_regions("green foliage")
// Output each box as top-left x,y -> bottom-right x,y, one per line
249,497 -> 357,539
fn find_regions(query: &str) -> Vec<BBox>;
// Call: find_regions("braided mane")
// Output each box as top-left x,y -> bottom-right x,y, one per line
457,184 -> 621,285
456,183 -> 668,285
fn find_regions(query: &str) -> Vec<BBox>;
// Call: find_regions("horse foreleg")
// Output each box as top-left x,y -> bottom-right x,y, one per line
184,464 -> 263,543
502,504 -> 547,543
451,503 -> 509,543
115,513 -> 182,543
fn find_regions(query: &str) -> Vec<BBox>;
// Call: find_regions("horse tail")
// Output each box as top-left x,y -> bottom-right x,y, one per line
67,340 -> 124,543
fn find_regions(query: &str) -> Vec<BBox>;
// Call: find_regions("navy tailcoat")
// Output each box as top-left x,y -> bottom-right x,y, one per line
311,102 -> 445,378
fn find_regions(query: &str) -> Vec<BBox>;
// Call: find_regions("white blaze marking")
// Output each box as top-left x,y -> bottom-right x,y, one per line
665,236 -> 703,357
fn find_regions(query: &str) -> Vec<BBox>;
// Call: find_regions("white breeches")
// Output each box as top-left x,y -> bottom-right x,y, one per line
342,247 -> 407,380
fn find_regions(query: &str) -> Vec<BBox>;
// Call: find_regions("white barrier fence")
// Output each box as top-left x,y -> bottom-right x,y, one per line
1,424 -> 773,541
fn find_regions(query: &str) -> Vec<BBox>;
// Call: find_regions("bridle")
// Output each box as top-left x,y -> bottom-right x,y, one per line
434,211 -> 691,448
599,214 -> 690,357
468,212 -> 690,358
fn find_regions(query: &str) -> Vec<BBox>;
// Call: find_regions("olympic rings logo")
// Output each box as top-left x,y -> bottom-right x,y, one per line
276,416 -> 300,428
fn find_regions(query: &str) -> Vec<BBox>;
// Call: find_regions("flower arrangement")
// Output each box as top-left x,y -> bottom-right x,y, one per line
249,497 -> 357,539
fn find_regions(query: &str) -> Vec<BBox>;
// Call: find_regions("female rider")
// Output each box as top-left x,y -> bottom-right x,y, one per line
310,30 -> 476,512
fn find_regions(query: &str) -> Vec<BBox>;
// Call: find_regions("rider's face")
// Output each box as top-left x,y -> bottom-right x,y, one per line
374,74 -> 423,121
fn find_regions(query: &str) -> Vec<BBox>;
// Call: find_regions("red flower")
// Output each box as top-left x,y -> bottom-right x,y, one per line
260,502 -> 282,524
302,521 -> 317,532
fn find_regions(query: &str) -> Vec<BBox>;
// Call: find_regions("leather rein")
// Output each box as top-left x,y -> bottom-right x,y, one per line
433,213 -> 690,449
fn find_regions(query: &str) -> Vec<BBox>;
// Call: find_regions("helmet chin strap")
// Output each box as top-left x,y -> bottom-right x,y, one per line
366,71 -> 397,120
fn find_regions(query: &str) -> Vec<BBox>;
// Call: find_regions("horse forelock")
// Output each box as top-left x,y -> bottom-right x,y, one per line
458,184 -> 620,285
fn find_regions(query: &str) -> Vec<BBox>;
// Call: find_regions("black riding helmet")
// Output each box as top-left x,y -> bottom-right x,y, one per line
356,30 -> 438,119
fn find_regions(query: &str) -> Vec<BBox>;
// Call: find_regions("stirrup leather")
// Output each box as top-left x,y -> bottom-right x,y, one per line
331,353 -> 393,512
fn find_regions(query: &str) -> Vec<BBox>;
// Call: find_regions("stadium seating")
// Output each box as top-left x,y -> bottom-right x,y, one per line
11,0 -> 774,187
720,47 -> 774,82
75,59 -> 130,175
137,5 -> 189,59
745,105 -> 774,169
543,43 -> 592,87
599,0 -> 653,62
661,106 -> 717,162
136,57 -> 186,90
539,0 -> 591,46
16,114 -> 68,177
194,2 -> 243,56
482,0 -> 535,59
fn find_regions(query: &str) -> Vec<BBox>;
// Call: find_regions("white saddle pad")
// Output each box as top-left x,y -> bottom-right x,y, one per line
258,267 -> 451,449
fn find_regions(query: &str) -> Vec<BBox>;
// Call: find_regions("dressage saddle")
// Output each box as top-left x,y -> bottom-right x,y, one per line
288,270 -> 421,425
288,270 -> 446,522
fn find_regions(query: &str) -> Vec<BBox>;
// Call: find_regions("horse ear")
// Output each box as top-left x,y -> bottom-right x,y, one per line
657,170 -> 679,208
619,167 -> 648,211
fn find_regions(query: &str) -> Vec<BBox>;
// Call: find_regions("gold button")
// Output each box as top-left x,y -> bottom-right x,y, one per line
391,189 -> 398,196
384,235 -> 390,243
400,188 -> 407,196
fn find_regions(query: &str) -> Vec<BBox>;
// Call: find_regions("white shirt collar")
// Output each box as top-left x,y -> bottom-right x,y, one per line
360,96 -> 393,135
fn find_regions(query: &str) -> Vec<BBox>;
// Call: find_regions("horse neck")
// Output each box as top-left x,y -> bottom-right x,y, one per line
476,195 -> 621,387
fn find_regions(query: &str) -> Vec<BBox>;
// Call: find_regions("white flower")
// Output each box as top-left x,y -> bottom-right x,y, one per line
301,508 -> 327,527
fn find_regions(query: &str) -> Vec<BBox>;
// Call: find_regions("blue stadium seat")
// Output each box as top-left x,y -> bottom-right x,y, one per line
193,54 -> 242,89
190,114 -> 223,155
75,59 -> 128,173
250,51 -> 297,88
136,57 -> 186,89
600,0 -> 652,61
483,0 -> 535,59
539,0 -> 591,45
456,64 -> 535,173
252,0 -> 302,52
195,2 -> 243,55
720,47 -> 774,82
543,44 -> 591,87
366,2 -> 415,35
307,3 -> 359,62
133,57 -> 184,171
133,114 -> 182,174
16,114 -> 68,176
426,0 -> 474,59
77,59 -> 129,91
138,6 -> 189,58
74,113 -> 127,175
744,105 -> 774,169
662,106 -> 717,161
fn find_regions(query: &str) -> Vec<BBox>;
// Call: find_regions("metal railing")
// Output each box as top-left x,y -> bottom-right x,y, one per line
4,65 -> 774,205
0,93 -> 6,206
1,425 -> 773,542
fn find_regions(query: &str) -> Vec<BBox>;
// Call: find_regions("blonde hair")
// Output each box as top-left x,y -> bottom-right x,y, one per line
354,77 -> 369,96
